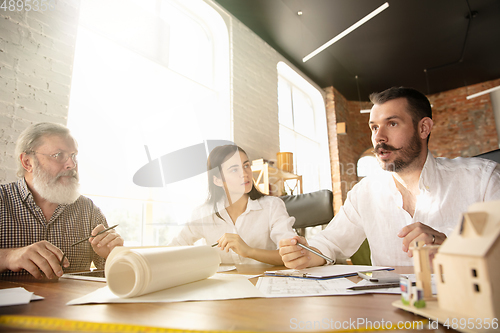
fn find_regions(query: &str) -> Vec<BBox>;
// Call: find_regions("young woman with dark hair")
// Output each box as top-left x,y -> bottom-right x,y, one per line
169,145 -> 296,265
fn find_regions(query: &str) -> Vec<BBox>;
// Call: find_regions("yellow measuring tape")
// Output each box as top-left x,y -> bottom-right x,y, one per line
0,315 -> 219,333
0,315 -> 428,332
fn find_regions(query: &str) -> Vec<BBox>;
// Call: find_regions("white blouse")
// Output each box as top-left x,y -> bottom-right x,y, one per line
169,195 -> 297,264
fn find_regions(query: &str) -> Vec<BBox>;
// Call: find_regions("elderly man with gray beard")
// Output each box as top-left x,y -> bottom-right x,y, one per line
0,122 -> 123,279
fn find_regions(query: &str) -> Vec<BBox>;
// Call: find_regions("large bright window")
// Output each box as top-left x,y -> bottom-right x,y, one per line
68,0 -> 229,246
277,62 -> 331,194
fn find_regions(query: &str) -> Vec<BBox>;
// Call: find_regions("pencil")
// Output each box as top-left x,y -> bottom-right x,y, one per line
71,224 -> 119,247
297,243 -> 335,264
348,282 -> 416,291
59,253 -> 66,267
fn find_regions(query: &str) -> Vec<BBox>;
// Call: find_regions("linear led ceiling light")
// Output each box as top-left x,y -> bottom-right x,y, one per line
466,85 -> 500,100
303,2 -> 390,63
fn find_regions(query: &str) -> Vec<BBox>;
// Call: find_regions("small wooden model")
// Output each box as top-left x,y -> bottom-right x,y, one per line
433,200 -> 500,319
393,200 -> 500,333
411,240 -> 438,301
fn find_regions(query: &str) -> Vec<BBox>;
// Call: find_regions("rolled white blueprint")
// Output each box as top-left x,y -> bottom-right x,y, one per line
105,246 -> 221,298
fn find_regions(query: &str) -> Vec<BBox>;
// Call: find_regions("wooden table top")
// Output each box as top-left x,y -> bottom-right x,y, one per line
0,265 -> 453,332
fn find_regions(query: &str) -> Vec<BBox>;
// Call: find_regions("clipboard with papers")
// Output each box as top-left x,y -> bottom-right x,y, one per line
265,265 -> 393,279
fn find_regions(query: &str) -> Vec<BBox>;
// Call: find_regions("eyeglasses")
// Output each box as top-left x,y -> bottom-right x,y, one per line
30,151 -> 78,165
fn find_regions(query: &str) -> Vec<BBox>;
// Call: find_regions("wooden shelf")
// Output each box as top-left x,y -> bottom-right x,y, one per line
251,159 -> 302,196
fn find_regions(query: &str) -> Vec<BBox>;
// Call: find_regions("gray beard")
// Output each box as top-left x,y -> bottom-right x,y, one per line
32,160 -> 81,205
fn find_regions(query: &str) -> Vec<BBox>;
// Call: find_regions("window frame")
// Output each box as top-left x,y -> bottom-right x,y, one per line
277,62 -> 331,193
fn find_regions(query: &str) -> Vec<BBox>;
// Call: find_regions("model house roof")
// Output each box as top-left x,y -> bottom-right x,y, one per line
437,200 -> 500,257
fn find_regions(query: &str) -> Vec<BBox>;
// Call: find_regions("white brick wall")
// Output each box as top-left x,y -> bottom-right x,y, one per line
220,2 -> 326,166
0,0 -> 323,184
0,0 -> 80,183
231,18 -> 281,163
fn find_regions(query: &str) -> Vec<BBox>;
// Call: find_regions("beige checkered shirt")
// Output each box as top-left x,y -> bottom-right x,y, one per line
0,178 -> 108,276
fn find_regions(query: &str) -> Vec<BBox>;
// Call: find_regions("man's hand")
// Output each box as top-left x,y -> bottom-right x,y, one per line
398,222 -> 446,257
0,241 -> 68,279
89,224 -> 124,259
278,236 -> 323,269
215,233 -> 251,257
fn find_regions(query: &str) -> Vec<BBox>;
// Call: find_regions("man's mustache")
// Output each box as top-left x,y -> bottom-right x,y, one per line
372,143 -> 402,155
54,170 -> 79,181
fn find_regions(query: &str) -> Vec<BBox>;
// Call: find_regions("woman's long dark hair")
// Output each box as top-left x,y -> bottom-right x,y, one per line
206,145 -> 264,220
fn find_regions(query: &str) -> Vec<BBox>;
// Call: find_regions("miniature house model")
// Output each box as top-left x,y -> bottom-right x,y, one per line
433,200 -> 500,319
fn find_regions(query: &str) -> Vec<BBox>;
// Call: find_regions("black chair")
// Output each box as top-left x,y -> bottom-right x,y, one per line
474,148 -> 500,164
280,189 -> 334,237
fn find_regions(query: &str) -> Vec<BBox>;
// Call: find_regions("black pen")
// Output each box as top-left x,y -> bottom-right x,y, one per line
297,243 -> 335,264
59,253 -> 67,267
71,224 -> 119,247
211,242 -> 219,247
348,282 -> 416,291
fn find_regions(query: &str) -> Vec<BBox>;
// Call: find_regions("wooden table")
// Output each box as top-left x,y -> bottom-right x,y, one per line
0,265 -> 453,332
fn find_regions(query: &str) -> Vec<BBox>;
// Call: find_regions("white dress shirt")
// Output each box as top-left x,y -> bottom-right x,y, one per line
169,196 -> 297,264
309,151 -> 500,267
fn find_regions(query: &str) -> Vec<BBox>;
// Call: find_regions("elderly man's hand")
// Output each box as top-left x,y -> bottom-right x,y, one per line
89,224 -> 124,258
0,241 -> 68,279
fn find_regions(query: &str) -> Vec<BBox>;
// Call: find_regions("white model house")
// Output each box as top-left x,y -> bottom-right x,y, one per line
433,200 -> 500,319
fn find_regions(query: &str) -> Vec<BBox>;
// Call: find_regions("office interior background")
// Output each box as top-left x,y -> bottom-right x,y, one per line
1,0 -> 499,247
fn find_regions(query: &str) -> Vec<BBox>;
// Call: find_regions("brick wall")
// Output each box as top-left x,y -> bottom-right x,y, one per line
2,0 -> 496,206
229,19 -> 327,166
326,79 -> 500,212
231,18 -> 281,163
428,78 -> 500,157
325,86 -> 371,213
212,0 -> 327,166
0,0 -> 80,182
324,87 -> 342,213
0,0 -> 317,184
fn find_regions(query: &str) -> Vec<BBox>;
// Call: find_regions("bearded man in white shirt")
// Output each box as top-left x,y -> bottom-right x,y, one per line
279,86 -> 500,267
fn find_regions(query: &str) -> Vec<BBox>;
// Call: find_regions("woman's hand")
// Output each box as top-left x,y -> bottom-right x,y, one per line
215,233 -> 252,257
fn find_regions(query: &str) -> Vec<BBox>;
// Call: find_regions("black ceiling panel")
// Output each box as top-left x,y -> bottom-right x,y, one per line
215,0 -> 500,100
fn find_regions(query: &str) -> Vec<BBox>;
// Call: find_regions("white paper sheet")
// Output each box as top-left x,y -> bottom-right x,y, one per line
0,287 -> 44,306
67,274 -> 264,305
265,265 -> 392,279
256,276 -> 365,297
256,273 -> 436,298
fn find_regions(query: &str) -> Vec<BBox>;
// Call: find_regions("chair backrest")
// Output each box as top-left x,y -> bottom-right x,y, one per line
280,190 -> 334,232
474,149 -> 500,164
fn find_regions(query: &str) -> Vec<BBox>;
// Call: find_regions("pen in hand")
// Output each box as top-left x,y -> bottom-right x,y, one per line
297,243 -> 335,264
59,253 -> 67,268
71,224 -> 119,247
